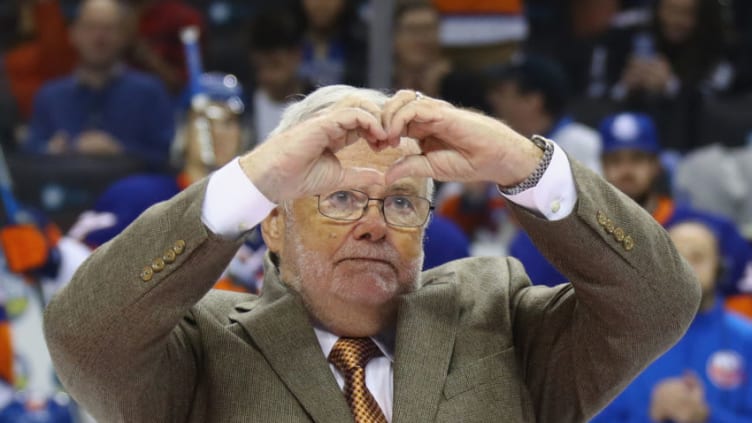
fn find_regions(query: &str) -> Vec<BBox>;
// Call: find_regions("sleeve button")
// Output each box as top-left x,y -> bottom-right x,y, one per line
550,199 -> 561,214
151,258 -> 166,272
623,235 -> 635,251
140,267 -> 154,282
163,249 -> 176,263
173,240 -> 186,255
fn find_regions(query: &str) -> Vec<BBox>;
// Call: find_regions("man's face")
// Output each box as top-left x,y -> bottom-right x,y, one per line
272,140 -> 428,334
71,0 -> 128,70
602,149 -> 659,201
487,81 -> 539,136
669,222 -> 719,298
658,0 -> 697,44
250,49 -> 301,101
394,7 -> 440,69
186,102 -> 243,168
302,0 -> 345,31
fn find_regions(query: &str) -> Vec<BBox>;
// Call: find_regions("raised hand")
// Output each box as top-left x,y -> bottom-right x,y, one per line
380,90 -> 542,188
239,96 -> 388,204
75,130 -> 123,155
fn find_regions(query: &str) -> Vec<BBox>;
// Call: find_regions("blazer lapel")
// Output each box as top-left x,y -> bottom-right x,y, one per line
228,262 -> 353,423
391,273 -> 459,423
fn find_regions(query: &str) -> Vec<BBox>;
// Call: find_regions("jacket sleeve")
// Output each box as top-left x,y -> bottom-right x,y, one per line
43,180 -> 244,422
507,160 -> 701,422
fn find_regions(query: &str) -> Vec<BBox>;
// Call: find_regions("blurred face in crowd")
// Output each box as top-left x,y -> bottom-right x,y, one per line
302,0 -> 345,32
602,149 -> 660,203
263,139 -> 428,336
658,0 -> 698,44
487,81 -> 541,137
251,48 -> 302,102
394,6 -> 441,70
186,102 -> 243,169
668,222 -> 719,302
71,0 -> 128,71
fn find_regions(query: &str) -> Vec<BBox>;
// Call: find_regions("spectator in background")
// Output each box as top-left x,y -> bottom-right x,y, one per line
297,0 -> 366,87
23,0 -> 174,169
510,112 -> 751,293
67,72 -> 263,293
593,220 -> 752,423
247,9 -> 312,144
432,0 -> 526,70
611,0 -> 738,151
487,55 -> 602,173
437,182 -> 507,242
616,0 -> 736,101
126,0 -> 205,94
392,1 -> 488,112
2,0 -> 76,121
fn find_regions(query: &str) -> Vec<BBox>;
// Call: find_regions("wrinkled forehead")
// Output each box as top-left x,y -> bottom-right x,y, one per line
334,138 -> 426,193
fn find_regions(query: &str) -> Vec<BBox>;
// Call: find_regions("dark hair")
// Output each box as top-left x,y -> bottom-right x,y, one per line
295,0 -> 362,35
488,55 -> 571,118
652,0 -> 732,84
249,8 -> 303,53
393,1 -> 437,28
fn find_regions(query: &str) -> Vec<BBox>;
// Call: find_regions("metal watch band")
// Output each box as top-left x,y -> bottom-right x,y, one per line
498,135 -> 554,195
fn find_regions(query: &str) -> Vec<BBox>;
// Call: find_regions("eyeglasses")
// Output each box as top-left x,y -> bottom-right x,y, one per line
316,189 -> 433,228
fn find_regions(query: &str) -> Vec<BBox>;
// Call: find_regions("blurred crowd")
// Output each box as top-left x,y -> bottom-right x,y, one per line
0,0 -> 751,421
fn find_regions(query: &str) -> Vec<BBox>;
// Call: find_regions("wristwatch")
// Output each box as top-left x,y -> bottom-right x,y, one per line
498,135 -> 554,195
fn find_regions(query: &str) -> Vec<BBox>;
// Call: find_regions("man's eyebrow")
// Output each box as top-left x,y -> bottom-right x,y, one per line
387,184 -> 420,195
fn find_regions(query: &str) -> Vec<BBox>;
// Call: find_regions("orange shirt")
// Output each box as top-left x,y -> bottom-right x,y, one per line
726,295 -> 752,321
433,0 -> 522,14
4,0 -> 76,119
438,194 -> 506,238
651,196 -> 676,226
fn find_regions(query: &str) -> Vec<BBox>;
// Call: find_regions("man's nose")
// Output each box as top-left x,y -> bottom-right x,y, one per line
353,202 -> 387,241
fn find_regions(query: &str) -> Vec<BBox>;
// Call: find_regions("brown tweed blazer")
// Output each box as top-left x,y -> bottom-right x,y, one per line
44,161 -> 700,422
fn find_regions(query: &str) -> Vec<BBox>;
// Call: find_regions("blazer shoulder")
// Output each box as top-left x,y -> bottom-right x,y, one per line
422,256 -> 532,302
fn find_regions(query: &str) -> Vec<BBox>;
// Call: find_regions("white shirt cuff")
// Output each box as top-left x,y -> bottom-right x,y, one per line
500,142 -> 577,221
201,158 -> 277,238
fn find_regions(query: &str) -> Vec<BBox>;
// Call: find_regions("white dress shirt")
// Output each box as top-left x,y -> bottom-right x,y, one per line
201,141 -> 578,421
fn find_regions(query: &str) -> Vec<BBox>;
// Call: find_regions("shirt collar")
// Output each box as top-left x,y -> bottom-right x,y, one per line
74,63 -> 125,88
313,327 -> 395,363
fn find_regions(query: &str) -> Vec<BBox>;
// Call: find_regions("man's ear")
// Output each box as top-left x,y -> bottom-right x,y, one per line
261,206 -> 285,256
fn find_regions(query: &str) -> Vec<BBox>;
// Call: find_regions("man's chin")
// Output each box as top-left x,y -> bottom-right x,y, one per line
334,275 -> 402,306
329,263 -> 407,305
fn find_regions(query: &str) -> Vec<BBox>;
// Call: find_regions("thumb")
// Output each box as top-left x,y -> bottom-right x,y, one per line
338,166 -> 384,189
385,154 -> 434,185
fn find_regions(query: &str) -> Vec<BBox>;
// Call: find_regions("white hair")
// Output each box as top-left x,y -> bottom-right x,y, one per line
272,85 -> 435,203
270,85 -> 389,137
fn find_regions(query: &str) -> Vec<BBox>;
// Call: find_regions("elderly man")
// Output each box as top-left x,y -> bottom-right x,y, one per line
44,86 -> 699,422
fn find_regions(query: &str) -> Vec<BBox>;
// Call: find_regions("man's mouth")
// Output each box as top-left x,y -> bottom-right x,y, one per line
336,257 -> 397,272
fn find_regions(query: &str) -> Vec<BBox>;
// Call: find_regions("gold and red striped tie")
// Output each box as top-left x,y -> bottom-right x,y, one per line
328,337 -> 388,423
